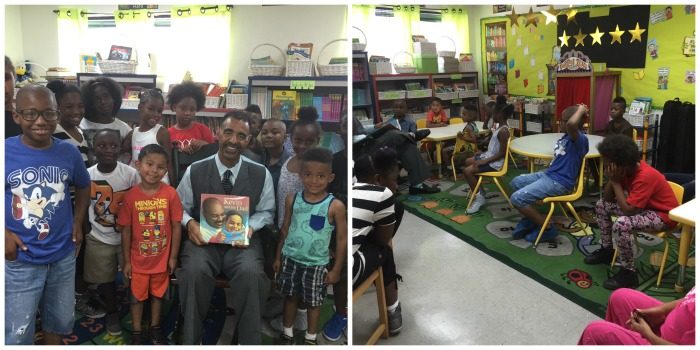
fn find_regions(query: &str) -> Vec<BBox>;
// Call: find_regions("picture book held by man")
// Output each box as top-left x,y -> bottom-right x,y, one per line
200,194 -> 250,246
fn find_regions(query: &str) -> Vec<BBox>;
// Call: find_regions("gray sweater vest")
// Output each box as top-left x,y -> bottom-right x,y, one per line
190,157 -> 267,223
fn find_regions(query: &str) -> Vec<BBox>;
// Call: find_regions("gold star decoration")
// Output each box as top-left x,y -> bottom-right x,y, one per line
525,6 -> 539,28
540,5 -> 558,26
559,30 -> 570,47
566,9 -> 578,25
574,29 -> 588,47
507,8 -> 520,27
628,22 -> 646,43
589,26 -> 604,45
609,24 -> 624,44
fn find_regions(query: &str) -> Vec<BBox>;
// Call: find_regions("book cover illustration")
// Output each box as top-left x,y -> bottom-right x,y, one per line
107,45 -> 133,61
271,90 -> 297,120
200,194 -> 250,246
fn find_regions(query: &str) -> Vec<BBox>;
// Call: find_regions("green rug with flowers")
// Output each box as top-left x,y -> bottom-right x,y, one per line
400,169 -> 694,318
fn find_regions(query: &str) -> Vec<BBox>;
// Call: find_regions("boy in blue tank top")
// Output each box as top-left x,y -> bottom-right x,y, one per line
273,147 -> 347,345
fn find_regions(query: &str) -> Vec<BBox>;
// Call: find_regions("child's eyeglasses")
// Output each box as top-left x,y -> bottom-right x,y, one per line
17,109 -> 60,121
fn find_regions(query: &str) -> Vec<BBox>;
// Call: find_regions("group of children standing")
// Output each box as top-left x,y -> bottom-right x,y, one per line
5,58 -> 347,345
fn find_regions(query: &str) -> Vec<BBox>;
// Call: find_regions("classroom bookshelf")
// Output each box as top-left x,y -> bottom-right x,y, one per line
248,75 -> 347,133
370,72 -> 481,124
482,20 -> 508,96
352,51 -> 376,130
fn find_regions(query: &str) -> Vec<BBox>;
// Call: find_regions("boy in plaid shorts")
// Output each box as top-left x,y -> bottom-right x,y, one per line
273,147 -> 347,345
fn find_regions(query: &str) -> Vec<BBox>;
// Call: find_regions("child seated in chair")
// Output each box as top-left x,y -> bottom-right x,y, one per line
442,101 -> 480,170
584,134 -> 679,290
426,97 -> 448,128
463,103 -> 511,214
509,104 -> 589,243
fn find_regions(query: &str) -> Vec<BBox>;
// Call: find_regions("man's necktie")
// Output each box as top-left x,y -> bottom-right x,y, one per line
222,170 -> 233,195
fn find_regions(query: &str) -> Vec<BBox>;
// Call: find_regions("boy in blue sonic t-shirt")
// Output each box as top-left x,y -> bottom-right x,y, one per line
5,85 -> 90,345
509,104 -> 589,243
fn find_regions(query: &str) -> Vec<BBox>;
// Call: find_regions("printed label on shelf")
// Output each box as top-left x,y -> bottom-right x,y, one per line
450,74 -> 462,80
451,98 -> 461,104
289,80 -> 315,90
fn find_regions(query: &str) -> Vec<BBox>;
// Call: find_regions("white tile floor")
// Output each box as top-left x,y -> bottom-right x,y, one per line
352,211 -> 601,345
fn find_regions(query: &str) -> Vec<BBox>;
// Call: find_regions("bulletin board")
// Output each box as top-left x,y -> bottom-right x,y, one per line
485,5 -> 695,107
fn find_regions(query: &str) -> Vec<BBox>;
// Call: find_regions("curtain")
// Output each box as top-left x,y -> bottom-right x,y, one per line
593,75 -> 617,132
393,5 -> 419,59
56,7 -> 88,73
113,9 -> 154,73
168,5 -> 231,86
441,6 -> 469,54
555,76 -> 590,122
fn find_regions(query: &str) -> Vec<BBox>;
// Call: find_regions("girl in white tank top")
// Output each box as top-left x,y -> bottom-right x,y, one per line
122,89 -> 174,184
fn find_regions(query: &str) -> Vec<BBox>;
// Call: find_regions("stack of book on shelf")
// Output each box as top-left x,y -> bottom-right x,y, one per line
352,62 -> 367,81
252,88 -> 345,122
353,88 -> 367,106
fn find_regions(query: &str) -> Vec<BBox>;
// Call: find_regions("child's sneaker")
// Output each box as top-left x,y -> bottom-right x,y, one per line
466,192 -> 486,214
75,295 -> 106,319
525,226 -> 558,243
270,312 -> 308,333
303,337 -> 318,345
149,325 -> 168,345
322,312 -> 347,342
105,312 -> 122,336
277,333 -> 295,345
131,331 -> 143,345
388,303 -> 402,336
512,217 -> 536,239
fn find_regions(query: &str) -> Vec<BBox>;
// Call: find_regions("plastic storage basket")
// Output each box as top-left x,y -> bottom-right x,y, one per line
250,43 -> 285,76
204,96 -> 220,109
98,59 -> 137,74
225,94 -> 248,109
352,26 -> 367,51
286,59 -> 314,77
393,51 -> 416,74
317,39 -> 348,76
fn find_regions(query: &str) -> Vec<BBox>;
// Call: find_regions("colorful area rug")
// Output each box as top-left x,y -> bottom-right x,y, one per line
35,279 -> 339,345
402,170 -> 694,318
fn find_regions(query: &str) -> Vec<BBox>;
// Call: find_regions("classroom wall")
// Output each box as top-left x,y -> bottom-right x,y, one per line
5,5 -> 347,85
4,6 -> 25,65
229,5 -> 347,84
476,5 -> 695,106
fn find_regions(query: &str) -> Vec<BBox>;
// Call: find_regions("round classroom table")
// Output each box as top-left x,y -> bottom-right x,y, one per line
510,133 -> 604,175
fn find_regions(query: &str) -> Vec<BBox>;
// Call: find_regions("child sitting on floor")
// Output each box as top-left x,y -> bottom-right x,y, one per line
584,134 -> 679,290
463,103 -> 511,214
509,104 -> 589,243
273,147 -> 347,345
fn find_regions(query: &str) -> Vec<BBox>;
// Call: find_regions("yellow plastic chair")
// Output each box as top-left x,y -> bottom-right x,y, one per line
449,117 -> 463,125
451,136 -> 476,181
610,181 -> 684,287
352,268 -> 390,345
416,118 -> 432,163
532,157 -> 589,248
466,138 -> 513,211
507,127 -> 519,169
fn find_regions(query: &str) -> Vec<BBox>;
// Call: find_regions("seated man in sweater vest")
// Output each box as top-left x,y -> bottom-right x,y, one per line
175,111 -> 275,345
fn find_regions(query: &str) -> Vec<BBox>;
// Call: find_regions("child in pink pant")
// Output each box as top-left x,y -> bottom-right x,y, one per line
578,287 -> 695,345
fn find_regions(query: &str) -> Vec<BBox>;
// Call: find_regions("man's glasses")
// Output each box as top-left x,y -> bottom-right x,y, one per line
17,109 -> 60,121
